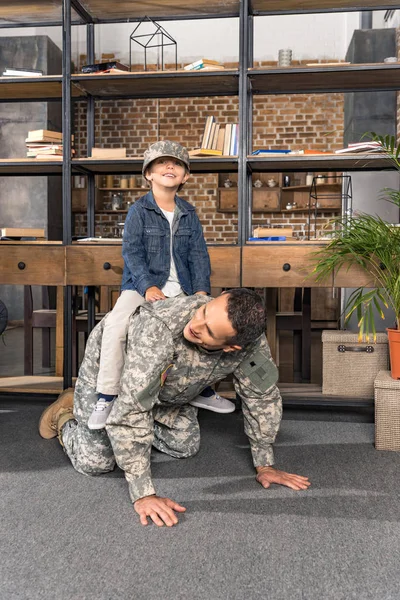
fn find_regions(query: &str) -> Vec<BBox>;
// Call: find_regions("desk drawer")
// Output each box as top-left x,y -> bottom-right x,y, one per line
67,246 -> 241,288
0,246 -> 64,284
208,246 -> 240,287
66,246 -> 124,285
242,245 -> 333,287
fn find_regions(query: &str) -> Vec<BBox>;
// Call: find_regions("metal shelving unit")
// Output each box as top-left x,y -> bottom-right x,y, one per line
1,0 -> 398,397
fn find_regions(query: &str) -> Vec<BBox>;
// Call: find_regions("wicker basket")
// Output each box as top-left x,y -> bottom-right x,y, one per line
322,331 -> 388,398
375,370 -> 400,451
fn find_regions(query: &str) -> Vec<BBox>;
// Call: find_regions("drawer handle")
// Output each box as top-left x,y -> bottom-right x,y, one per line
282,263 -> 291,272
338,345 -> 374,353
103,262 -> 111,270
18,262 -> 26,270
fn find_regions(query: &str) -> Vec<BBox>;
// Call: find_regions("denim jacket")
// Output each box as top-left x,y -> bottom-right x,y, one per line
121,190 -> 211,296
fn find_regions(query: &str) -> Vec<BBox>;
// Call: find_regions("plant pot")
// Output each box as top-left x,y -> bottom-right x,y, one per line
387,328 -> 400,379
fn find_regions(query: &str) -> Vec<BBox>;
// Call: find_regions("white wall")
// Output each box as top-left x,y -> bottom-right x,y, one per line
0,10 -> 392,68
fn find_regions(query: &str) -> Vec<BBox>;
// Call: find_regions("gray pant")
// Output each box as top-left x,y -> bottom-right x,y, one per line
61,403 -> 200,477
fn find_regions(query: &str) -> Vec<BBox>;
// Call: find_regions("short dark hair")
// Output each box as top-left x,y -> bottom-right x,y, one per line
225,288 -> 266,347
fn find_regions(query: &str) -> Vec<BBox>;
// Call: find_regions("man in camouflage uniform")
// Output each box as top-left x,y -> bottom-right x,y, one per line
39,289 -> 310,526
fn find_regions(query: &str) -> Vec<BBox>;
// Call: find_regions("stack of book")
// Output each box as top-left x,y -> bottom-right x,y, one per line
189,116 -> 239,157
184,58 -> 224,71
81,61 -> 130,74
334,141 -> 383,154
2,67 -> 43,77
25,129 -> 74,159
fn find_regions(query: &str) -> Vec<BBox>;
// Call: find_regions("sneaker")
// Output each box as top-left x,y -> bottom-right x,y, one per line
39,388 -> 74,439
190,392 -> 235,414
87,397 -> 115,430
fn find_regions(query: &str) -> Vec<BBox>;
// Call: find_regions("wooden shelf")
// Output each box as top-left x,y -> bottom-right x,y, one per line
0,159 -> 64,175
0,76 -> 85,101
73,210 -> 128,214
73,157 -> 238,174
4,0 -> 390,26
68,0 -> 240,20
72,70 -> 239,99
282,183 -> 341,192
281,207 -> 340,213
0,2 -> 83,25
249,64 -> 400,94
248,154 -> 396,172
97,187 -> 145,191
251,0 -> 399,14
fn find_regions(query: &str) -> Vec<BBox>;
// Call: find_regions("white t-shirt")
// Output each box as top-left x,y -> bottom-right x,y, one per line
160,207 -> 183,298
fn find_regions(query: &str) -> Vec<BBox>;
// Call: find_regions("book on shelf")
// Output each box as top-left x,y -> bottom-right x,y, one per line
184,58 -> 222,71
251,148 -> 334,156
210,123 -> 220,150
81,61 -> 130,74
223,123 -> 232,155
26,129 -> 63,142
76,237 -> 122,244
200,116 -> 215,149
248,236 -> 287,242
252,149 -> 291,155
188,148 -> 223,157
26,142 -> 64,149
253,226 -> 293,238
91,147 -> 127,159
334,141 -> 383,154
216,127 -> 225,153
27,149 -> 63,157
2,67 -> 43,77
34,155 -> 63,160
229,123 -> 239,155
0,227 -> 45,238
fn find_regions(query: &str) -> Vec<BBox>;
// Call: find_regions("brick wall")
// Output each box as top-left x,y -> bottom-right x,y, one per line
74,60 -> 345,241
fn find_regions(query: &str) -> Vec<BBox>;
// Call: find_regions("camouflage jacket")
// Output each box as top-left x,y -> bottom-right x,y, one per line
77,295 -> 282,503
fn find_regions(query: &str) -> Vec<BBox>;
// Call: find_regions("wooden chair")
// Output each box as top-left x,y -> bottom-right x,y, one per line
266,287 -> 311,384
24,285 -> 105,376
275,287 -> 311,383
24,285 -> 57,375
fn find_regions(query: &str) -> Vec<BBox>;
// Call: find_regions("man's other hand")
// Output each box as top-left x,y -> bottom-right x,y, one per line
145,287 -> 166,302
256,466 -> 311,491
134,495 -> 186,526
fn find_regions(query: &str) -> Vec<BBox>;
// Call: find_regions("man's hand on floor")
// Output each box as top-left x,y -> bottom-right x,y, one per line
256,466 -> 311,491
134,495 -> 186,526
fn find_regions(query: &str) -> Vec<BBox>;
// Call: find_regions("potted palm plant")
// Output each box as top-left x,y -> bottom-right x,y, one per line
313,134 -> 400,379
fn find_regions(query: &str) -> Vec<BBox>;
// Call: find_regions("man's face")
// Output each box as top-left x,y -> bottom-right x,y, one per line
183,294 -> 240,352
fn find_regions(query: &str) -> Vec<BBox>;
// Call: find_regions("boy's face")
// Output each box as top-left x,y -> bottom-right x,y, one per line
183,294 -> 241,353
145,157 -> 189,189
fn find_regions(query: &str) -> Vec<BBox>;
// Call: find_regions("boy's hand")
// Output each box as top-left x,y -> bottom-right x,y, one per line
145,286 -> 166,302
256,466 -> 311,491
134,495 -> 186,526
195,291 -> 208,296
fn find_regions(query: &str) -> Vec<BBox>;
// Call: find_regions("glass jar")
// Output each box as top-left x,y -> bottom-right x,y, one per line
111,192 -> 123,211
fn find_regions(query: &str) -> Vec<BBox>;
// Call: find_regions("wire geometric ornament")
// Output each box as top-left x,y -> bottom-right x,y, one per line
129,16 -> 177,71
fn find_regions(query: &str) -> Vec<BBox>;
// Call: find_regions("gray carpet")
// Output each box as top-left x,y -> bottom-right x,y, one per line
1,398 -> 400,600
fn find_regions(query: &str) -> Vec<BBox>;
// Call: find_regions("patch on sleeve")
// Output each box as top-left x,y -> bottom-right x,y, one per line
161,363 -> 174,387
239,350 -> 278,392
136,377 -> 162,411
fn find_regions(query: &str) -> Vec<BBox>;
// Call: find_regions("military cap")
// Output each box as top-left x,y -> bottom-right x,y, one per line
142,140 -> 190,175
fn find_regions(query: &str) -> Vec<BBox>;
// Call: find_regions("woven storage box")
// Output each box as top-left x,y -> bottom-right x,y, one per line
322,331 -> 388,398
375,370 -> 400,451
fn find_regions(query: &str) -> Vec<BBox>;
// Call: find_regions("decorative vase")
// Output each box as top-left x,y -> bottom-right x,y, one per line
387,328 -> 400,379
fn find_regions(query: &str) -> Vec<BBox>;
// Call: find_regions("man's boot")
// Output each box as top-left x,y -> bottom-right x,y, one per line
39,388 -> 74,439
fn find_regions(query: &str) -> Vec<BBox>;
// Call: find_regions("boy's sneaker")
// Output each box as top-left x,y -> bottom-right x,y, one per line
88,397 -> 115,430
190,391 -> 235,414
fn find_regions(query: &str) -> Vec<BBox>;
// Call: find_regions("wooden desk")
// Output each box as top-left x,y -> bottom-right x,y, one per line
0,240 -> 373,393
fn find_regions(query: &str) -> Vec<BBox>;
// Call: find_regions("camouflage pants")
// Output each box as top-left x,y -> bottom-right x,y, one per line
61,402 -> 200,477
